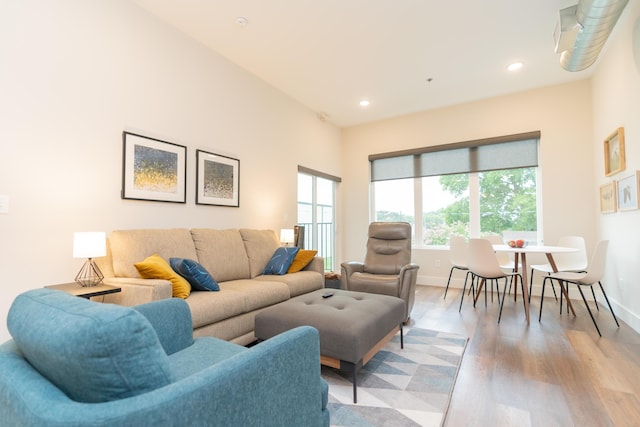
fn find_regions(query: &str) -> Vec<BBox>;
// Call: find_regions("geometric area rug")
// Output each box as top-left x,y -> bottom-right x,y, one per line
323,328 -> 468,427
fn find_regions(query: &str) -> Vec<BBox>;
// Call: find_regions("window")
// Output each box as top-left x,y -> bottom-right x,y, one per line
371,132 -> 540,245
297,166 -> 341,271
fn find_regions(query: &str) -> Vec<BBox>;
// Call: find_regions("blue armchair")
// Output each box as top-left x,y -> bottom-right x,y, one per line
0,289 -> 329,426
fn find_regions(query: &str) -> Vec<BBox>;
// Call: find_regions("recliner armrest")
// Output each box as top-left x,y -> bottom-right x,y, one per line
340,261 -> 365,290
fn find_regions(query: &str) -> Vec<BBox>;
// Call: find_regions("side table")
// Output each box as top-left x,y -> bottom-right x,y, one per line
45,282 -> 122,299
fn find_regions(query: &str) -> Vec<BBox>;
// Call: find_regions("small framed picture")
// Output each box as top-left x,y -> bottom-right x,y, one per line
604,127 -> 625,177
122,132 -> 187,203
616,171 -> 639,211
599,182 -> 617,213
196,149 -> 240,207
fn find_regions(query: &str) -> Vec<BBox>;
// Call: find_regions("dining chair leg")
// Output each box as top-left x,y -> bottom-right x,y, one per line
598,282 -> 620,328
458,275 -> 468,312
591,285 -> 599,311
444,268 -> 455,300
497,277 -> 509,323
539,276 -> 548,322
576,284 -> 602,337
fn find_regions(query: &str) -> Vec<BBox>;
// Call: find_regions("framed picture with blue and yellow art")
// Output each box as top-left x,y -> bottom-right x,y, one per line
121,131 -> 187,203
196,149 -> 240,207
616,171 -> 640,211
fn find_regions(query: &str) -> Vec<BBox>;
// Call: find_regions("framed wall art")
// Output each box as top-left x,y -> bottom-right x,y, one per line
599,182 -> 617,213
604,127 -> 625,177
616,171 -> 639,211
121,131 -> 187,203
196,149 -> 240,207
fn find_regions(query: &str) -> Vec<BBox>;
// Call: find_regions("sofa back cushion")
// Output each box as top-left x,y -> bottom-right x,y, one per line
191,229 -> 251,282
109,229 -> 197,278
240,229 -> 281,278
7,289 -> 174,403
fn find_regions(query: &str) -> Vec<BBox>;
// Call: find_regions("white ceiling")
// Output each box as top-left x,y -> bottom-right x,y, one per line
132,0 -> 591,128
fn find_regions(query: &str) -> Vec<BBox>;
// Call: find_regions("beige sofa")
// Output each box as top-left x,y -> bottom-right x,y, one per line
96,228 -> 324,345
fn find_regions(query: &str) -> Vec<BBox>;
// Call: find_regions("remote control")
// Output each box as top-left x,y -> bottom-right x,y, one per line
322,292 -> 334,298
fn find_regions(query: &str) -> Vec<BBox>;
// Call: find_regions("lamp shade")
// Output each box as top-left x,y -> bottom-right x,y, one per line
73,232 -> 106,259
280,229 -> 294,245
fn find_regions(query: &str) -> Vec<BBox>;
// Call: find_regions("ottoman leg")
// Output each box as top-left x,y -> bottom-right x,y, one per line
340,360 -> 362,404
400,324 -> 404,349
352,368 -> 358,403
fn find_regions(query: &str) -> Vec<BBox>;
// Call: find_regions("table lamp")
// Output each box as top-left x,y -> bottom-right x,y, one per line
280,229 -> 294,246
73,232 -> 106,287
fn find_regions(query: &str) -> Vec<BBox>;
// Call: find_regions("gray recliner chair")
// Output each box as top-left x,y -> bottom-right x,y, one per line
341,222 -> 419,323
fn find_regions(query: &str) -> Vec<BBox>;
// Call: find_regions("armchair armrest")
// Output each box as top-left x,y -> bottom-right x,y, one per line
398,263 -> 419,321
134,299 -> 194,355
340,261 -> 365,290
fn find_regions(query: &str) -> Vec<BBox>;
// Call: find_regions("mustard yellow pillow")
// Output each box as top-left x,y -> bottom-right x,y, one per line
287,250 -> 318,273
134,254 -> 191,299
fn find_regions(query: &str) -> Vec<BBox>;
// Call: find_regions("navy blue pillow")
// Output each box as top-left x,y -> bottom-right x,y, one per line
169,258 -> 220,291
263,247 -> 300,275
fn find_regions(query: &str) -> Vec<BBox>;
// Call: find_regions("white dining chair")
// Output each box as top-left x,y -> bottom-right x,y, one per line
485,233 -> 522,300
539,240 -> 619,336
463,238 -> 524,323
444,236 -> 470,300
530,235 -> 587,301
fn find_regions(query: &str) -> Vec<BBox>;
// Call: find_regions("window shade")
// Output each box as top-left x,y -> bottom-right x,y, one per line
370,131 -> 540,182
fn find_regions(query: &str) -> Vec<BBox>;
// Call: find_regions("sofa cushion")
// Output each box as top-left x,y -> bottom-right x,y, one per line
135,254 -> 191,299
7,289 -> 174,403
109,228 -> 197,278
191,229 -> 251,282
186,279 -> 291,329
288,250 -> 318,273
170,258 -> 220,291
263,247 -> 300,275
168,337 -> 246,381
239,229 -> 281,278
256,271 -> 324,297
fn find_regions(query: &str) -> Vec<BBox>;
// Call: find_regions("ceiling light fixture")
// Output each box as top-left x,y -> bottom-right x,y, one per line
359,100 -> 370,107
236,16 -> 248,27
507,62 -> 524,71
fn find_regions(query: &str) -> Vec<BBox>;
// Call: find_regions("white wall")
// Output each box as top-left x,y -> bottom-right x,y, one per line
0,1 -> 342,341
341,80 -> 596,279
592,0 -> 640,332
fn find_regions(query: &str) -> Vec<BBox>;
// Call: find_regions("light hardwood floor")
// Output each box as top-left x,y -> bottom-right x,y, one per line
408,284 -> 640,427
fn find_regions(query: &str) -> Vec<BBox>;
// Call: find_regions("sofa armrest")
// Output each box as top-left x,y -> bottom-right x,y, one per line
304,256 -> 325,274
134,299 -> 194,355
99,278 -> 172,306
0,326 -> 329,427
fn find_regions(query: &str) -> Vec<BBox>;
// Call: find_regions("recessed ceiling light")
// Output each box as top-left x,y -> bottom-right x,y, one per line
507,61 -> 524,71
359,100 -> 370,107
236,16 -> 248,27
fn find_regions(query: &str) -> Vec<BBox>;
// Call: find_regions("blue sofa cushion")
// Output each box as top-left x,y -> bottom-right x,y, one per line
263,247 -> 300,275
7,289 -> 174,403
170,258 -> 220,291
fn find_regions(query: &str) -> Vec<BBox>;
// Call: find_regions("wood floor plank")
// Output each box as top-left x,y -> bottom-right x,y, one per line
411,285 -> 640,426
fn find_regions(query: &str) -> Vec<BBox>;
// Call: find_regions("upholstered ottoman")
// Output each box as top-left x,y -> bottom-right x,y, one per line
255,289 -> 404,402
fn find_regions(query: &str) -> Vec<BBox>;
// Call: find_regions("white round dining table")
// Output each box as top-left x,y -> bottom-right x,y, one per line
492,244 -> 579,323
